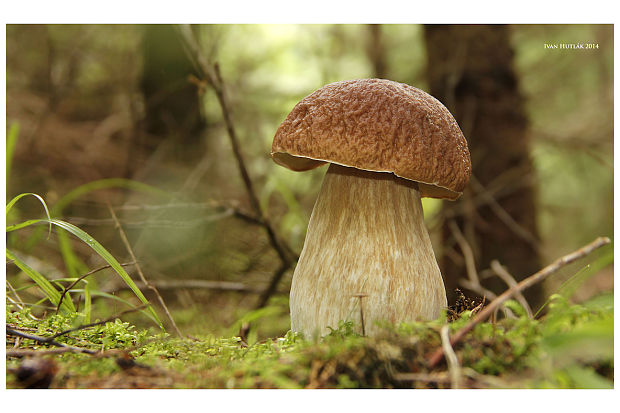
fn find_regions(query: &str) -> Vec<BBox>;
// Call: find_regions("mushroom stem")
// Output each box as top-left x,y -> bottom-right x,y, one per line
290,164 -> 447,337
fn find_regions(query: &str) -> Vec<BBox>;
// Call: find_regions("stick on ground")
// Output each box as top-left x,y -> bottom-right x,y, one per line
107,203 -> 184,338
427,236 -> 611,368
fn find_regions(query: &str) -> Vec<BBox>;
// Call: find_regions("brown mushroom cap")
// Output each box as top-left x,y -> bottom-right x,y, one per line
271,78 -> 471,200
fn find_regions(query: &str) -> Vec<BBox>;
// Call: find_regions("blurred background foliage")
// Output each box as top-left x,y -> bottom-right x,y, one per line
5,24 -> 613,339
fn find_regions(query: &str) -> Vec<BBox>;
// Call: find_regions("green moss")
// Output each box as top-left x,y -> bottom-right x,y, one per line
6,292 -> 613,389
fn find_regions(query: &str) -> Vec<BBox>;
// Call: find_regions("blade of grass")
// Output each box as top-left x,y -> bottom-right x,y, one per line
7,218 -> 163,329
70,289 -> 160,325
6,193 -> 52,237
534,244 -> 613,317
557,245 -> 613,299
6,122 -> 20,180
6,219 -> 48,232
52,178 -> 171,216
57,228 -> 90,278
48,218 -> 163,329
83,281 -> 92,324
6,249 -> 76,313
24,178 -> 171,250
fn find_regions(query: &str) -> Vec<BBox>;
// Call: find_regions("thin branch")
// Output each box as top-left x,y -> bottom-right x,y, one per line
394,367 -> 507,388
470,176 -> 542,252
457,280 -> 498,302
392,371 -> 452,384
51,305 -> 149,340
448,220 -> 518,318
106,203 -> 184,338
448,220 -> 480,287
427,237 -> 611,368
6,347 -> 86,357
7,305 -> 149,357
427,167 -> 535,234
255,263 -> 290,309
352,293 -> 369,337
6,304 -> 147,357
178,25 -> 261,221
6,328 -> 97,355
6,280 -> 29,314
65,212 -> 234,228
490,260 -> 533,318
67,203 -> 263,228
56,261 -> 136,314
178,25 -> 297,309
440,325 -> 462,389
6,296 -> 25,311
106,279 -> 262,294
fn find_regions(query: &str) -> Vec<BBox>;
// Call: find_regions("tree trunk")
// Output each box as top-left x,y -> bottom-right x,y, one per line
366,24 -> 387,79
131,24 -> 205,173
423,24 -> 544,309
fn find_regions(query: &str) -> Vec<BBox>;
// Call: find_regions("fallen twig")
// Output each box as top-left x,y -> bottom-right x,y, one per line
6,280 -> 36,318
65,206 -> 263,228
56,261 -> 136,314
49,305 -> 148,340
6,347 -> 80,357
130,279 -> 259,293
427,236 -> 611,368
440,325 -> 462,389
394,367 -> 507,388
6,328 -> 97,355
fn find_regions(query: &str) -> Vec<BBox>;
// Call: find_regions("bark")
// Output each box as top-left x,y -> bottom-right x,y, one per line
423,24 -> 543,308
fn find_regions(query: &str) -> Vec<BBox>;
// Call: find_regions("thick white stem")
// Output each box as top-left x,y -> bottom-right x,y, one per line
290,164 -> 447,337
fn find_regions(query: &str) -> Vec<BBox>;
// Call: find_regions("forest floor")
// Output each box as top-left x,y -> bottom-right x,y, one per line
5,290 -> 613,389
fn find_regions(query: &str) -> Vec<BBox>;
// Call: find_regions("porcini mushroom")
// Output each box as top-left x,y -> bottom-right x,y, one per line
272,79 -> 471,337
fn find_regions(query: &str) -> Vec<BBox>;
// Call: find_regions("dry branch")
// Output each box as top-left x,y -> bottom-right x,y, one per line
440,324 -> 462,389
6,328 -> 97,355
178,24 -> 296,309
427,236 -> 611,368
490,260 -> 533,317
50,305 -> 148,340
448,220 -> 480,287
470,176 -> 542,251
56,261 -> 136,314
6,348 -> 80,357
66,203 -> 263,228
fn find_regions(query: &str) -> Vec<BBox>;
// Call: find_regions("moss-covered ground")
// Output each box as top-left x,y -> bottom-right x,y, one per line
6,293 -> 612,389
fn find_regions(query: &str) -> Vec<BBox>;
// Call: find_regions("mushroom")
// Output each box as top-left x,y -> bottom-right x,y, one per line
271,79 -> 471,337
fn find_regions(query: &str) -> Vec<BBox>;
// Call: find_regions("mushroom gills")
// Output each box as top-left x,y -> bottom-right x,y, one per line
290,163 -> 447,337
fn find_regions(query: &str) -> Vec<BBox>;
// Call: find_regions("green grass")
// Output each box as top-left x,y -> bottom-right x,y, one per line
6,192 -> 163,328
